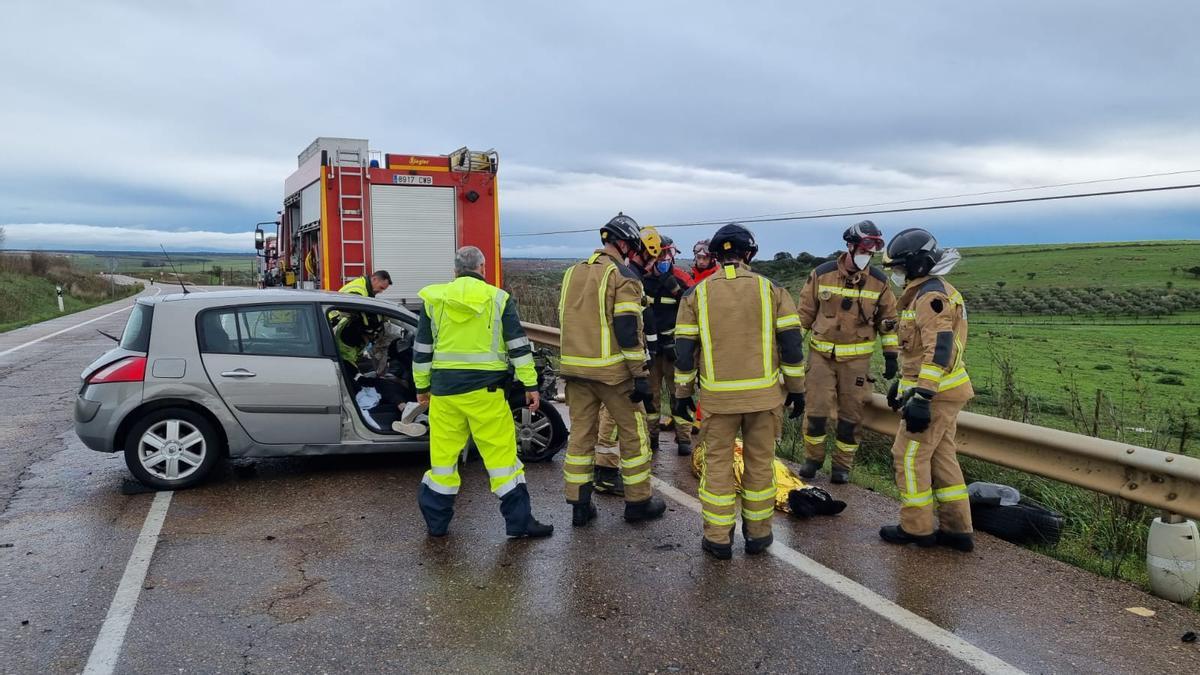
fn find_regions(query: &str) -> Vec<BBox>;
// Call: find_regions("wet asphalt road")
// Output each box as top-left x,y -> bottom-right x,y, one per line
1,289 -> 1199,674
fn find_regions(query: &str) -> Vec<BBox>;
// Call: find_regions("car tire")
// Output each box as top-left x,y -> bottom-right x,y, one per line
513,402 -> 567,463
123,408 -> 223,490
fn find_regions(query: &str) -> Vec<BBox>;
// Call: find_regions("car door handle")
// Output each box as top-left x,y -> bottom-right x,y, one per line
220,369 -> 256,378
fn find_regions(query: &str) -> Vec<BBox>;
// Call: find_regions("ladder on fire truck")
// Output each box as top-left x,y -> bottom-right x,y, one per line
334,148 -> 366,286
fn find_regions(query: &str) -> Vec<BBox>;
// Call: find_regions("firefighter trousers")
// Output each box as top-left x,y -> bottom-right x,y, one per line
649,351 -> 691,443
594,405 -> 624,470
697,408 -> 782,544
890,398 -> 972,536
563,379 -> 653,503
804,353 -> 871,470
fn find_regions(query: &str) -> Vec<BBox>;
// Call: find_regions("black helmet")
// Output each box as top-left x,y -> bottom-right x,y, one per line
600,212 -> 642,249
843,220 -> 884,252
883,228 -> 942,278
709,223 -> 759,260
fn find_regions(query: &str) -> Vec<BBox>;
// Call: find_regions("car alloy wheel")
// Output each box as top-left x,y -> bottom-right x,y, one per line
138,418 -> 207,481
516,407 -> 554,458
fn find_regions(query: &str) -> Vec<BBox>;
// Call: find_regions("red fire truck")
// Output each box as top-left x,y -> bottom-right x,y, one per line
259,137 -> 502,305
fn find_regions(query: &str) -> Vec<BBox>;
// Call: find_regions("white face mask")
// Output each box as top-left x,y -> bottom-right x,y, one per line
852,253 -> 873,270
890,270 -> 907,287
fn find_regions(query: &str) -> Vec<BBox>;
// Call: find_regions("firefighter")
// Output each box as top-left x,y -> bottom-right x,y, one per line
339,270 -> 392,296
592,226 -> 662,496
797,220 -> 899,484
413,246 -> 553,539
689,239 -> 718,282
878,228 -> 974,552
673,223 -> 806,559
644,233 -> 694,454
559,213 -> 667,526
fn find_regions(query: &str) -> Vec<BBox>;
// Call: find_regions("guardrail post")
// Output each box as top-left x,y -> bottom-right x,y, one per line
1146,512 -> 1200,603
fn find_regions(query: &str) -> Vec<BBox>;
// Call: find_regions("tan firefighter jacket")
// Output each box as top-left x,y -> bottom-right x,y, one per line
558,249 -> 649,385
674,262 -> 805,414
896,275 -> 973,403
798,253 -> 899,361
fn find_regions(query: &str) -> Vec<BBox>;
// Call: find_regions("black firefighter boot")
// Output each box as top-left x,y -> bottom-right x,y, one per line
500,484 -> 554,538
879,525 -> 937,548
830,466 -> 850,485
418,483 -> 456,537
593,466 -> 624,497
571,483 -> 598,527
742,522 -> 774,556
936,530 -> 975,552
623,494 -> 667,523
702,527 -> 734,560
676,438 -> 692,457
798,459 -> 821,480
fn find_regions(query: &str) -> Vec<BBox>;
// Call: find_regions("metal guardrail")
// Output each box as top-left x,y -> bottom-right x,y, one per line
522,322 -> 1200,519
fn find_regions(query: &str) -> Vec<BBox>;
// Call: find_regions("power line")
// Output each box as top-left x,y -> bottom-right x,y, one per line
503,181 -> 1200,238
659,168 -> 1200,228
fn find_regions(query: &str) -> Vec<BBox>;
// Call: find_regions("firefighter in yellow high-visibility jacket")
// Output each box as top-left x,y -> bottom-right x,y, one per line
559,213 -> 667,527
413,247 -> 552,539
673,223 -> 807,559
878,228 -> 974,552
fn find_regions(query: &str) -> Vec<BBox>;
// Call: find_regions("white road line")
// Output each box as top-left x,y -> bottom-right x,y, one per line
83,491 -> 174,675
651,478 -> 1026,675
0,306 -> 133,358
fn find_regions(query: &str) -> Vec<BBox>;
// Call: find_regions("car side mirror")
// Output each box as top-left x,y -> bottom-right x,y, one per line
254,228 -> 265,251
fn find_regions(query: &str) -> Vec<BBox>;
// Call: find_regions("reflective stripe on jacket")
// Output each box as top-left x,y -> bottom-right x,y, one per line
896,276 -> 973,402
797,253 -> 898,361
674,262 -> 805,414
413,274 -> 537,396
557,249 -> 648,385
338,276 -> 373,297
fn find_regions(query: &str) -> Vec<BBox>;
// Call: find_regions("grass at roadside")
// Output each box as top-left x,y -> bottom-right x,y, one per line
0,255 -> 141,333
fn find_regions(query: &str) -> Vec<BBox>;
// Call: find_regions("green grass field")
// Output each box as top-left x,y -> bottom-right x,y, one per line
65,251 -> 258,277
0,263 -> 139,333
951,240 -> 1200,290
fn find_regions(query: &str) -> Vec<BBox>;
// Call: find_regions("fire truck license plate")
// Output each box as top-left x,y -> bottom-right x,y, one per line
392,175 -> 433,186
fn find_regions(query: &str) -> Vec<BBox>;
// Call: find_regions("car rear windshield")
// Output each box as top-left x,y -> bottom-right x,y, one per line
120,303 -> 154,352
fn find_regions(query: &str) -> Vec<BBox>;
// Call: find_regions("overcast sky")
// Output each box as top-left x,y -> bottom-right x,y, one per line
2,0 -> 1198,257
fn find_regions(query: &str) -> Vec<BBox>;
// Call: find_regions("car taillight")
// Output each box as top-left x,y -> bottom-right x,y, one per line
87,356 -> 147,384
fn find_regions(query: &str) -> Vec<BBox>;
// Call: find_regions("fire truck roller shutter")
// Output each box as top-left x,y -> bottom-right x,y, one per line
299,182 -> 321,228
369,184 -> 457,303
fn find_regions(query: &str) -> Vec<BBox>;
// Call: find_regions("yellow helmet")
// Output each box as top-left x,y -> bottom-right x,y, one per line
640,226 -> 663,258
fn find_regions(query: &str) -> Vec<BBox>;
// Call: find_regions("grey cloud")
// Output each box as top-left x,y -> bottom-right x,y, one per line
1,0 -> 1198,256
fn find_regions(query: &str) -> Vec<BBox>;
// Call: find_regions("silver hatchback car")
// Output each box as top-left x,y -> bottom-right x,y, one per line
75,289 -> 566,489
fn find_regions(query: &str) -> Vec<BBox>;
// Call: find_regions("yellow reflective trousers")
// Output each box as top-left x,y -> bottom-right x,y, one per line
422,388 -> 525,497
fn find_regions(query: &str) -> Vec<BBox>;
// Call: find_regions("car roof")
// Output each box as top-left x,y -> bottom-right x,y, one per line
143,288 -> 417,318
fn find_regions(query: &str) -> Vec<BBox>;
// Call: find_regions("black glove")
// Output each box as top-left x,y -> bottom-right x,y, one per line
887,379 -> 902,411
630,377 -> 656,414
883,353 -> 898,380
673,396 -> 696,423
785,392 -> 806,419
901,388 -> 934,434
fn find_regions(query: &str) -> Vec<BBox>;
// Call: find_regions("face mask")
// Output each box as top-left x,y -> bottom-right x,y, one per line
890,270 -> 907,287
852,253 -> 873,271
655,261 -> 671,274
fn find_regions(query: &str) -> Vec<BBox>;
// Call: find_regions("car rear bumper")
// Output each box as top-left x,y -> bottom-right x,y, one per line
74,382 -> 143,453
